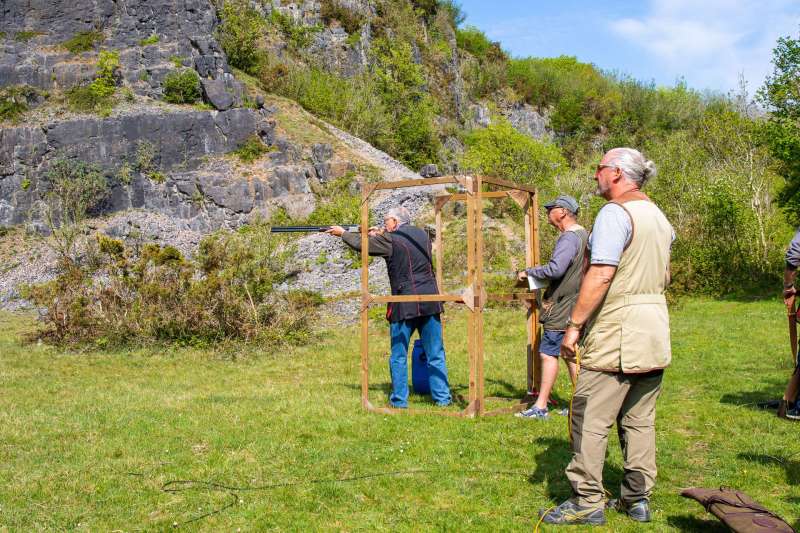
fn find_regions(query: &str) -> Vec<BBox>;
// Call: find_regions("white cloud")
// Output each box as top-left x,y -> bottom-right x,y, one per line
610,0 -> 800,92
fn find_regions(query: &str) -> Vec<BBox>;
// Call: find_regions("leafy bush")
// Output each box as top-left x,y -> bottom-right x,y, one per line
162,68 -> 201,104
371,38 -> 441,168
66,50 -> 119,114
306,176 -> 363,226
269,9 -> 322,50
461,118 -> 566,191
265,62 -> 394,153
0,85 -> 40,122
320,0 -> 365,34
14,30 -> 42,42
139,34 -> 159,46
456,26 -> 506,62
62,30 -> 104,54
27,222 -> 321,347
217,0 -> 267,74
233,135 -> 269,163
39,157 -> 109,262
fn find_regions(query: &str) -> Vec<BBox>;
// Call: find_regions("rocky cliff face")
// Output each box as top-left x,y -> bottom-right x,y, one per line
1,0 -> 230,96
0,0 -> 539,310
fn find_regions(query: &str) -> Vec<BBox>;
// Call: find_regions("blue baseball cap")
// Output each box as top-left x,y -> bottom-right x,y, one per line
543,194 -> 579,215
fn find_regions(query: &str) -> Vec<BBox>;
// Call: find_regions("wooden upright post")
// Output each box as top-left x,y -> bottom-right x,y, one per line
524,194 -> 535,397
474,176 -> 485,415
465,176 -> 477,415
531,191 -> 542,391
435,202 -> 444,291
360,190 -> 370,409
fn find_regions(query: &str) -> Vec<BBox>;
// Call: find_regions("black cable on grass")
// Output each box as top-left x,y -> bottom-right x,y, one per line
135,468 -> 532,527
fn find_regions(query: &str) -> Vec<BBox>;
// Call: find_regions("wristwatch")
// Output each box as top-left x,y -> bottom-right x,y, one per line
566,318 -> 583,330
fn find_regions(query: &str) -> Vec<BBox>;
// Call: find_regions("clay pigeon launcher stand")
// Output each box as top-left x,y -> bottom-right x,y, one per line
358,175 -> 544,418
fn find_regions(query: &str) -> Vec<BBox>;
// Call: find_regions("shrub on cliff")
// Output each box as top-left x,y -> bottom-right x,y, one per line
162,68 -> 201,104
26,221 -> 321,348
39,157 -> 110,263
217,0 -> 267,74
62,30 -> 104,55
461,118 -> 566,191
66,50 -> 119,115
0,85 -> 41,122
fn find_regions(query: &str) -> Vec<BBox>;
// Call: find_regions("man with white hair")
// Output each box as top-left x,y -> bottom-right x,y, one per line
539,147 -> 674,526
327,206 -> 452,408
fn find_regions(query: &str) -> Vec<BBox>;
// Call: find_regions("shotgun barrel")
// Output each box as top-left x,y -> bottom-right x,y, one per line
269,224 -> 360,233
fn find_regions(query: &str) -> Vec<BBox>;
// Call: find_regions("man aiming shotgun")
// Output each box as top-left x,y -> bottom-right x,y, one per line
780,229 -> 800,420
326,206 -> 452,409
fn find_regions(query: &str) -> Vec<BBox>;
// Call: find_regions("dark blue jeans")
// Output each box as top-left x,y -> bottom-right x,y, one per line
389,314 -> 451,407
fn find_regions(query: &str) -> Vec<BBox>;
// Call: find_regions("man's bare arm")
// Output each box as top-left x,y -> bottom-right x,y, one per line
571,264 -> 618,324
561,264 -> 617,358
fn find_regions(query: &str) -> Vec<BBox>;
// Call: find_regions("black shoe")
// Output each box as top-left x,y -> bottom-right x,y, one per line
538,500 -> 606,525
608,498 -> 651,522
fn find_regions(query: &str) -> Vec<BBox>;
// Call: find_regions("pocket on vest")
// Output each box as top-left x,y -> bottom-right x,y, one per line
580,322 -> 621,370
620,303 -> 671,371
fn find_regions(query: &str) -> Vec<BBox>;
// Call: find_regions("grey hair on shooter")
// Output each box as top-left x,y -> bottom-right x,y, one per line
605,147 -> 657,188
385,206 -> 412,226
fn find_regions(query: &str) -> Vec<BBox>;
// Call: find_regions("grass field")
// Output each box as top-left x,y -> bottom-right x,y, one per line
1,298 -> 799,531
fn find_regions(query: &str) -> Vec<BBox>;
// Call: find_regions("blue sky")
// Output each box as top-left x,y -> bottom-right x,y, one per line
458,0 -> 800,95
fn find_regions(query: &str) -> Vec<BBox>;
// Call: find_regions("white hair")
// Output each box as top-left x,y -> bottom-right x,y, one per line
385,206 -> 412,226
605,147 -> 657,188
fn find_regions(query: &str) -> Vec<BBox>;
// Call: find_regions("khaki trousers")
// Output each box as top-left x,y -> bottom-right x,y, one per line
565,368 -> 663,509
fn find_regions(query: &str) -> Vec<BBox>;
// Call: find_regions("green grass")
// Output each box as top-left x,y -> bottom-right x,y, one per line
61,30 -> 104,54
1,299 -> 799,530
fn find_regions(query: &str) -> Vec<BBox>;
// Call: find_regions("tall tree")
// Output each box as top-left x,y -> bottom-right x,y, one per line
759,32 -> 800,222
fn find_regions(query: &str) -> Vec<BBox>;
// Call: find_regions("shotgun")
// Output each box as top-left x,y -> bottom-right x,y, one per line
270,224 -> 361,233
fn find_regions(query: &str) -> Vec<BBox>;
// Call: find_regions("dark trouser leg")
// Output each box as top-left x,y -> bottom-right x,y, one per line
617,371 -> 663,503
565,369 -> 629,509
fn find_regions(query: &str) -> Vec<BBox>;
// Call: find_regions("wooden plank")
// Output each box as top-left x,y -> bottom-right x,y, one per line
373,176 -> 458,190
480,175 -> 537,194
445,191 -> 509,202
372,294 -> 464,303
365,402 -> 467,418
360,189 -> 371,410
474,176 -> 485,416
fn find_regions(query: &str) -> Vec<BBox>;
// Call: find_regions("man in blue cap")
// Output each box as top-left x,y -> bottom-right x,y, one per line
516,194 -> 588,419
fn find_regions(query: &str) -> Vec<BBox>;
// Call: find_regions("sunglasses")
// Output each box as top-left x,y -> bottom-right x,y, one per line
596,164 -> 619,173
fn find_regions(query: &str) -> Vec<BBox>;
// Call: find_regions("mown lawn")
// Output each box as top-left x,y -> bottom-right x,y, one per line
1,298 -> 799,531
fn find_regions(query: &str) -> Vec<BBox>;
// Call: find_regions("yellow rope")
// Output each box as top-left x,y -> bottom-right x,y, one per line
533,506 -> 554,533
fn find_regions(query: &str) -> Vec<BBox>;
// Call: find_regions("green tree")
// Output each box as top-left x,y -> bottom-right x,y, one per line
461,118 -> 566,191
758,31 -> 800,222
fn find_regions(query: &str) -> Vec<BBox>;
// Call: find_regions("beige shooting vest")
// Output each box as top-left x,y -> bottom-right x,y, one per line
580,196 -> 674,373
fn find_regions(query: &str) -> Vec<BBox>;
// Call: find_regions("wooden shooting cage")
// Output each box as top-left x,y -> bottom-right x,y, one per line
359,175 -> 543,418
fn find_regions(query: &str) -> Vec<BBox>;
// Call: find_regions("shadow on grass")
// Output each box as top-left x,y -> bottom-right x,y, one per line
737,452 -> 800,485
718,378 -> 788,411
666,515 -> 728,532
340,382 -> 470,408
527,436 -> 623,504
484,377 -> 529,400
